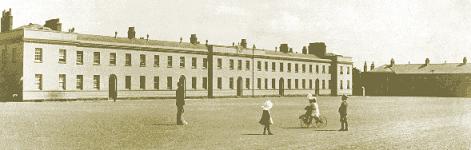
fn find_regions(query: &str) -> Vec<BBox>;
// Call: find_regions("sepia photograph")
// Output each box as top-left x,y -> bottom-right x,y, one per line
0,0 -> 470,149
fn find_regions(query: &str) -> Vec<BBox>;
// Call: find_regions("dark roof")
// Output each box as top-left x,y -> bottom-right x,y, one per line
370,63 -> 471,74
77,34 -> 208,50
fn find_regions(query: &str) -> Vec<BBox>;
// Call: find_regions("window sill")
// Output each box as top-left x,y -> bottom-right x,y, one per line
58,61 -> 66,64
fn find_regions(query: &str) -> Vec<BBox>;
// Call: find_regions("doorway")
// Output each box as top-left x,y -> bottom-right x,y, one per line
237,77 -> 243,96
279,78 -> 284,96
109,74 -> 117,101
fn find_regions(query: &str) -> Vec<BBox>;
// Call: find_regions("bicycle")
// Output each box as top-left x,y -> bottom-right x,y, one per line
298,114 -> 328,128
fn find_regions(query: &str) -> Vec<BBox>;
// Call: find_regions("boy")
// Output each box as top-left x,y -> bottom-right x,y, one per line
338,95 -> 348,131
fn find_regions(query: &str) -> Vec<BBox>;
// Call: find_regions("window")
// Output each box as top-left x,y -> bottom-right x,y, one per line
125,76 -> 131,90
58,49 -> 66,63
140,76 -> 146,89
316,65 -> 319,73
154,76 -> 159,89
264,78 -> 268,89
257,61 -> 261,71
76,51 -> 83,65
93,75 -> 100,90
154,55 -> 160,67
203,58 -> 208,69
167,77 -> 172,89
302,64 -> 306,73
288,79 -> 292,89
125,53 -> 132,66
35,74 -> 42,90
11,48 -> 16,63
202,77 -> 207,89
322,65 -> 326,74
295,64 -> 299,73
217,77 -> 222,89
340,80 -> 343,89
257,78 -> 261,89
192,77 -> 197,89
217,58 -> 222,69
76,75 -> 83,90
271,62 -> 275,72
302,79 -> 306,89
272,78 -> 276,89
34,48 -> 42,63
59,74 -> 66,90
93,52 -> 100,65
237,60 -> 242,70
229,78 -> 234,89
229,59 -> 234,70
265,62 -> 268,71
340,66 -> 344,74
322,80 -> 326,89
347,80 -> 350,89
295,79 -> 299,89
110,53 -> 116,65
140,54 -> 146,67
180,56 -> 185,68
167,56 -> 172,68
246,78 -> 250,89
245,60 -> 250,70
288,63 -> 291,72
347,67 -> 350,74
192,57 -> 197,69
309,65 -> 312,73
309,79 -> 312,89
280,63 -> 284,72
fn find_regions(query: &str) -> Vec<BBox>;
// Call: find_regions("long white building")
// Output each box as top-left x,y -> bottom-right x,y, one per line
0,9 -> 353,101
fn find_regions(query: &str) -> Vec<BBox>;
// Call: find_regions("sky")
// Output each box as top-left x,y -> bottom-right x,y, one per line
2,0 -> 471,69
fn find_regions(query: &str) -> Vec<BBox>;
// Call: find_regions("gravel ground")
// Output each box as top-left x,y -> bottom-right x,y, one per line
0,96 -> 470,149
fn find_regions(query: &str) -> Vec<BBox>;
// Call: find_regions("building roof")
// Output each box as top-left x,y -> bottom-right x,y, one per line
370,63 -> 471,74
14,23 -> 52,31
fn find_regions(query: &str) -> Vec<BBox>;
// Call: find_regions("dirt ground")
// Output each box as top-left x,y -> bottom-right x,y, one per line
0,96 -> 470,149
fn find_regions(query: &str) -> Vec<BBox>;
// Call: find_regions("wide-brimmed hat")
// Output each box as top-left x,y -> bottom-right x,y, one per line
307,93 -> 315,100
342,94 -> 349,100
261,100 -> 273,110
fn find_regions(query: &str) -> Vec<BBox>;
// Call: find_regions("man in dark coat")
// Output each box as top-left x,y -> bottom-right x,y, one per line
176,80 -> 187,125
338,95 -> 348,131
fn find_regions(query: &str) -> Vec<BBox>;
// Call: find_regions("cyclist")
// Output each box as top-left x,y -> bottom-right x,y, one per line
301,93 -> 321,127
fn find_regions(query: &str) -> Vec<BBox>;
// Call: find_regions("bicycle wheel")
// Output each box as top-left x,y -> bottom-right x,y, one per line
315,116 -> 328,128
299,115 -> 308,128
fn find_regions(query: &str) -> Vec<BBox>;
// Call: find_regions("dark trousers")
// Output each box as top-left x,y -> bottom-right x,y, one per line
340,114 -> 348,130
263,124 -> 272,134
177,105 -> 185,124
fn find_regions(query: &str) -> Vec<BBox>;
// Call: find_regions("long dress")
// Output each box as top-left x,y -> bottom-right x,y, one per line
259,110 -> 273,125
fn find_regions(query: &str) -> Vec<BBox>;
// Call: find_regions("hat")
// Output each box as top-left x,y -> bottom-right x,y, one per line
307,93 -> 315,100
342,94 -> 349,100
261,100 -> 273,110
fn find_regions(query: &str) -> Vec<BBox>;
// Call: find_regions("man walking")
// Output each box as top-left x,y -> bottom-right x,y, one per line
338,95 -> 348,131
176,80 -> 187,125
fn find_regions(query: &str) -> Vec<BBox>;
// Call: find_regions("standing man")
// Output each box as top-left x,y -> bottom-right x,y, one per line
176,80 -> 187,125
338,95 -> 349,131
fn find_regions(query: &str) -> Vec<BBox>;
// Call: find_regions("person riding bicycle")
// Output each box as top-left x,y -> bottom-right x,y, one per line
301,93 -> 321,126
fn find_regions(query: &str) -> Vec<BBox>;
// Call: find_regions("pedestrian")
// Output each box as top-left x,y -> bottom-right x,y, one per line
176,80 -> 187,125
259,100 -> 274,135
338,94 -> 349,131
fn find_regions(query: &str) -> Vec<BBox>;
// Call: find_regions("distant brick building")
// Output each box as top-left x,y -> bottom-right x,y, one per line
0,9 -> 353,101
364,58 -> 471,97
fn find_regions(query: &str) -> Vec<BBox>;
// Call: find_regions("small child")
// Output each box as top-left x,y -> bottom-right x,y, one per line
338,95 -> 349,131
259,100 -> 274,135
302,93 -> 320,127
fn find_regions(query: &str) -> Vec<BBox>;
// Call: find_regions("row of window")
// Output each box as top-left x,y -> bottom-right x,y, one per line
34,74 -> 350,91
33,48 -> 351,74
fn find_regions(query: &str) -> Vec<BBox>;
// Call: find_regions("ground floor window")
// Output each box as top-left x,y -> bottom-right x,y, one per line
59,74 -> 66,90
257,78 -> 261,89
154,76 -> 159,90
272,78 -> 276,89
76,75 -> 83,90
246,78 -> 250,89
192,77 -> 197,89
288,79 -> 291,89
203,77 -> 207,89
140,76 -> 146,90
93,75 -> 100,90
229,78 -> 234,89
167,77 -> 172,89
35,74 -> 42,90
217,77 -> 222,89
264,78 -> 268,89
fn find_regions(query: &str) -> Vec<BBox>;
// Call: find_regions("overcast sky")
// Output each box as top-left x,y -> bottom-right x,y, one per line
2,0 -> 471,69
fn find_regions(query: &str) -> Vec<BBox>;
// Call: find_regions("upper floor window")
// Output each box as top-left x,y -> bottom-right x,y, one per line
76,51 -> 83,65
203,58 -> 208,69
302,64 -> 306,73
93,52 -> 100,65
322,65 -> 326,74
229,59 -> 234,70
125,53 -> 132,66
245,60 -> 250,70
280,63 -> 284,72
34,48 -> 42,63
180,56 -> 185,68
58,49 -> 66,64
110,53 -> 116,65
264,61 -> 268,71
167,56 -> 173,68
154,55 -> 160,67
257,61 -> 261,71
309,65 -> 312,73
140,54 -> 146,67
347,67 -> 350,74
288,63 -> 292,72
316,65 -> 319,73
217,58 -> 222,69
237,60 -> 242,70
192,57 -> 197,69
271,62 -> 276,72
295,64 -> 299,73
340,66 -> 344,74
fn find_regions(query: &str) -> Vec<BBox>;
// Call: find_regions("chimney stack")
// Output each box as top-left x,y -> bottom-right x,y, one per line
308,42 -> 327,57
390,58 -> 395,66
127,27 -> 136,39
425,58 -> 430,65
190,34 -> 198,44
302,46 -> 307,54
280,44 -> 289,53
463,57 -> 467,64
289,48 -> 293,53
114,31 -> 118,38
240,39 -> 247,48
44,18 -> 62,31
370,62 -> 375,71
1,8 -> 13,32
363,61 -> 368,72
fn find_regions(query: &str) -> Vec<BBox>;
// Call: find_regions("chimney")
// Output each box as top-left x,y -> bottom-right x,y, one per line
275,47 -> 277,52
370,62 -> 375,71
302,46 -> 307,54
363,61 -> 368,72
114,31 -> 118,38
44,18 -> 62,31
146,34 -> 149,41
390,58 -> 395,66
280,44 -> 289,53
308,42 -> 327,57
127,27 -> 136,39
252,44 -> 256,49
240,39 -> 247,48
190,34 -> 198,44
1,8 -> 13,32
425,58 -> 430,65
289,48 -> 293,53
463,57 -> 467,64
